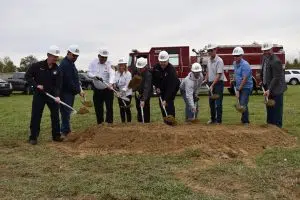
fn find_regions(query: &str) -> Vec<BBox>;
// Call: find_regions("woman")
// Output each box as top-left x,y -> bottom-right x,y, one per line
115,58 -> 132,123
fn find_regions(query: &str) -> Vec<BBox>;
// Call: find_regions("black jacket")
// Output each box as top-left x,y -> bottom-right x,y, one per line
152,63 -> 180,101
25,60 -> 62,96
59,57 -> 81,95
261,54 -> 287,96
134,69 -> 152,101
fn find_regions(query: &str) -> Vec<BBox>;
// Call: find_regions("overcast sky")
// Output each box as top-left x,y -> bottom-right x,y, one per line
1,0 -> 299,70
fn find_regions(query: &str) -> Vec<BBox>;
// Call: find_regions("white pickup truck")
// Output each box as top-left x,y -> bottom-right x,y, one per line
285,69 -> 300,85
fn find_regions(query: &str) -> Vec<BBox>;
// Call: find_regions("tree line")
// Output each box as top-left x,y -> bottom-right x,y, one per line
0,55 -> 86,73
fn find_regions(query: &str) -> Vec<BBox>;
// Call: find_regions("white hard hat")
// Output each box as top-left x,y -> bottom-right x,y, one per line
206,44 -> 217,50
158,51 -> 169,62
136,57 -> 147,68
118,58 -> 127,65
191,63 -> 202,72
261,43 -> 273,51
232,47 -> 244,56
68,44 -> 80,56
99,49 -> 109,57
47,45 -> 60,57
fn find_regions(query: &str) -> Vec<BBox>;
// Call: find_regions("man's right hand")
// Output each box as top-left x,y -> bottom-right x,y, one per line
37,85 -> 44,91
140,101 -> 145,108
191,107 -> 197,113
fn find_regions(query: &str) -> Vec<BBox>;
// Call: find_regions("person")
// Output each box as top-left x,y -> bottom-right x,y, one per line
232,47 -> 253,125
134,57 -> 152,123
115,58 -> 132,123
88,49 -> 115,124
59,45 -> 85,136
260,42 -> 287,128
25,45 -> 64,145
180,63 -> 204,121
203,44 -> 225,124
152,51 -> 180,123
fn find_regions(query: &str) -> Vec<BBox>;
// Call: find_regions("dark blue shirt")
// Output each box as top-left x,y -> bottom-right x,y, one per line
59,57 -> 81,95
234,59 -> 253,89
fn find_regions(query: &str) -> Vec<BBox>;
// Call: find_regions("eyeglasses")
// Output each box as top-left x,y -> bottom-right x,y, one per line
207,49 -> 213,53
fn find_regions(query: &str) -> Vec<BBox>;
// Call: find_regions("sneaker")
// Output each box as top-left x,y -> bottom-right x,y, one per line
207,120 -> 216,124
53,136 -> 64,142
28,139 -> 37,145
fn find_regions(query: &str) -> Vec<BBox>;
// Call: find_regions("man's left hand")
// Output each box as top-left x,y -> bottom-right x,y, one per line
162,100 -> 167,107
264,90 -> 270,97
55,97 -> 61,103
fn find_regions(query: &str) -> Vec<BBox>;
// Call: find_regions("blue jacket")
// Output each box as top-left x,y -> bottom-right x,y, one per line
59,57 -> 81,95
234,59 -> 253,89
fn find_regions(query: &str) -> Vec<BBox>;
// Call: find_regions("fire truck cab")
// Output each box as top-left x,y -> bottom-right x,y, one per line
128,44 -> 285,94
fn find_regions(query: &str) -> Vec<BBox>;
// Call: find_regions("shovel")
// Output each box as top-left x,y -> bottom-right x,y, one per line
159,96 -> 177,126
141,106 -> 145,123
96,77 -> 130,102
262,87 -> 275,107
206,84 -> 220,100
234,87 -> 246,113
45,92 -> 88,115
81,96 -> 93,107
188,111 -> 200,123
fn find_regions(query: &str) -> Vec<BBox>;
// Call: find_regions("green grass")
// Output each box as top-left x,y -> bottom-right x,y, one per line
0,86 -> 299,199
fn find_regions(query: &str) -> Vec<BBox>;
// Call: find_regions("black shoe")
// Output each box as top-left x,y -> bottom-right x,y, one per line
28,139 -> 37,145
53,136 -> 64,142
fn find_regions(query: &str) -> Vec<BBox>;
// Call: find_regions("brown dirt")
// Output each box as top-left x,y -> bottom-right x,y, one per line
56,123 -> 297,157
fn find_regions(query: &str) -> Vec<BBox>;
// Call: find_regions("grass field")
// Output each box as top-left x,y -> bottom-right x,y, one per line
0,86 -> 299,200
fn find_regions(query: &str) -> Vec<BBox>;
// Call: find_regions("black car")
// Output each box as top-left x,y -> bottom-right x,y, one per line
7,72 -> 33,94
0,78 -> 13,96
78,73 -> 93,90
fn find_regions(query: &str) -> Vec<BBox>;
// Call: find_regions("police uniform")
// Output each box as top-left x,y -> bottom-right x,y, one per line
25,60 -> 62,141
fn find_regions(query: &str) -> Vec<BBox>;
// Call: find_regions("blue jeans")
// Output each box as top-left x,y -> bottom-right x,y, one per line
181,89 -> 199,120
267,93 -> 284,128
239,88 -> 251,124
208,81 -> 224,123
60,92 -> 75,134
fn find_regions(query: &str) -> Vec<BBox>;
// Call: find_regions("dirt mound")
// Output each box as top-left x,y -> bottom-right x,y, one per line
59,123 -> 296,157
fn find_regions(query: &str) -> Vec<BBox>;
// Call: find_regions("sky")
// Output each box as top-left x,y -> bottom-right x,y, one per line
0,0 -> 299,70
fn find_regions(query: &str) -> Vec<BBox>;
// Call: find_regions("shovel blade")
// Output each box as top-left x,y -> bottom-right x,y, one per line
163,115 -> 177,126
77,106 -> 89,115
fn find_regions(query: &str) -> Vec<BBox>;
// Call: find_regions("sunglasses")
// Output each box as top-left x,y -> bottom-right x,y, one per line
207,49 -> 213,52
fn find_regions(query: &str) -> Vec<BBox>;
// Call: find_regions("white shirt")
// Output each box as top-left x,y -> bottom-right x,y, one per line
207,55 -> 225,82
87,59 -> 115,90
115,71 -> 132,96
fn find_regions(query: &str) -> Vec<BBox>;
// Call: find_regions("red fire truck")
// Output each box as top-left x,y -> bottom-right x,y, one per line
128,43 -> 285,94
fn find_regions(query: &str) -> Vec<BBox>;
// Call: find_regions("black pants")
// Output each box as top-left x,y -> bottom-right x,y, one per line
159,97 -> 175,118
135,95 -> 151,123
29,93 -> 60,140
93,88 -> 114,124
118,95 -> 132,123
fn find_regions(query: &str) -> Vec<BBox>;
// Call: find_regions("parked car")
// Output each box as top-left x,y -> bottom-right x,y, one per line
285,69 -> 300,85
0,78 -> 13,96
78,73 -> 93,90
7,72 -> 33,94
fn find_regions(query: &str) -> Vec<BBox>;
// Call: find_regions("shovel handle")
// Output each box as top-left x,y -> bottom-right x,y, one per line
97,77 -> 130,102
159,96 -> 168,116
45,92 -> 77,114
141,106 -> 144,123
261,87 -> 269,102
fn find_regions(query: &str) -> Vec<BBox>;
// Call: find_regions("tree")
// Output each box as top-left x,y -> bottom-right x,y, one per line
2,57 -> 17,73
0,59 -> 4,73
18,55 -> 38,72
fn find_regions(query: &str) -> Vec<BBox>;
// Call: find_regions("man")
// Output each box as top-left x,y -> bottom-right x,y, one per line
88,49 -> 115,124
203,44 -> 225,124
180,63 -> 204,121
134,57 -> 152,123
59,45 -> 85,137
261,42 -> 287,128
232,47 -> 253,125
152,51 -> 180,122
25,45 -> 63,145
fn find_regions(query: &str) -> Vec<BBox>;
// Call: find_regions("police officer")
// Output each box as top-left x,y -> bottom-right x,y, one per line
152,51 -> 180,122
203,44 -> 225,124
261,42 -> 287,128
134,57 -> 152,123
59,45 -> 85,137
88,49 -> 115,124
25,45 -> 64,145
